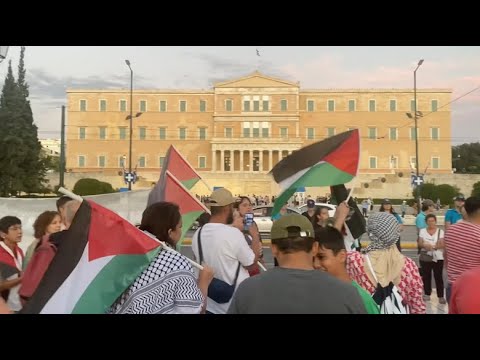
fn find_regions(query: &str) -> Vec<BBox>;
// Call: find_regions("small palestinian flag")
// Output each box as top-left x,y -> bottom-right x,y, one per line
271,129 -> 360,216
330,184 -> 366,242
21,200 -> 161,314
0,243 -> 23,302
148,145 -> 201,206
152,170 -> 209,246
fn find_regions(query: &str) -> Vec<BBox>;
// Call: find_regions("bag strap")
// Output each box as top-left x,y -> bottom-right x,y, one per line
364,253 -> 379,284
197,225 -> 241,286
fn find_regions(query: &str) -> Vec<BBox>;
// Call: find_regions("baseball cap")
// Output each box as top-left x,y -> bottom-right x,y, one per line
209,188 -> 236,207
307,199 -> 315,208
382,198 -> 391,204
454,195 -> 466,201
270,214 -> 314,240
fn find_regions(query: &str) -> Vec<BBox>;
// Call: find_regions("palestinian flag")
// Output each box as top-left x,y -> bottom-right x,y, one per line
271,129 -> 360,216
20,200 -> 161,314
0,244 -> 23,302
148,145 -> 201,207
330,184 -> 366,242
150,170 -> 209,247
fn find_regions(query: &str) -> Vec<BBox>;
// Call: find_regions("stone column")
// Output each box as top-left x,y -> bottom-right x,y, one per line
259,150 -> 264,172
249,150 -> 254,172
231,150 -> 235,172
240,150 -> 244,172
220,150 -> 225,172
212,150 -> 216,171
269,150 -> 273,171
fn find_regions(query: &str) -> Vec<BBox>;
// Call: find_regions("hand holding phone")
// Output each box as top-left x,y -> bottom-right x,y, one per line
244,212 -> 254,231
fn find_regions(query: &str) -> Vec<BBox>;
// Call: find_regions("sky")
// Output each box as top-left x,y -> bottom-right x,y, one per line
0,46 -> 479,144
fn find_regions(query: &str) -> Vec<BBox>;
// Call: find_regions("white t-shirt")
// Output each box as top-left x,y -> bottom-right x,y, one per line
192,223 -> 255,314
419,228 -> 444,261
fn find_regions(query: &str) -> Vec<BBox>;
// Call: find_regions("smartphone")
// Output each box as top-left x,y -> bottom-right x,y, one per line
244,212 -> 254,231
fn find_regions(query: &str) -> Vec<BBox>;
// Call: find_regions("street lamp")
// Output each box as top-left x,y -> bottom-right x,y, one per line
413,59 -> 424,211
0,46 -> 9,63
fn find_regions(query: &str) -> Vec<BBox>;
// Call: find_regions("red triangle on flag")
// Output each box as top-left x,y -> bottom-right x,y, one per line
163,170 -> 210,215
166,145 -> 201,184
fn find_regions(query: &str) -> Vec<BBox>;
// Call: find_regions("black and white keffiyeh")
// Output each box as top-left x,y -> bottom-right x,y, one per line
366,212 -> 401,252
108,249 -> 204,314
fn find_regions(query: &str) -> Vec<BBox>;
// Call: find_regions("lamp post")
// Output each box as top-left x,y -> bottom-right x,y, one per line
414,59 -> 424,212
125,60 -> 134,190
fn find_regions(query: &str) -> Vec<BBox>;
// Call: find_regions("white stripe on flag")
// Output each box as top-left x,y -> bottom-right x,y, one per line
40,245 -> 113,314
276,161 -> 325,191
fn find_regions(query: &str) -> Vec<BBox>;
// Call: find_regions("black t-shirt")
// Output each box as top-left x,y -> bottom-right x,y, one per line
302,211 -> 315,223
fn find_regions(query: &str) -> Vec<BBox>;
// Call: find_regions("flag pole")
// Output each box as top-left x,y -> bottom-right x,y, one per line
345,187 -> 354,204
58,187 -> 84,203
143,230 -> 204,271
257,261 -> 267,271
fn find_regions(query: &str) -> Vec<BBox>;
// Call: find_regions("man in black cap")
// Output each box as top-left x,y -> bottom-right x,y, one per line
445,195 -> 466,231
302,199 -> 316,223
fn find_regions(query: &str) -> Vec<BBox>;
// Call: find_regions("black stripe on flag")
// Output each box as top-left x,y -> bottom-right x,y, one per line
330,184 -> 366,240
269,130 -> 353,184
20,200 -> 92,314
0,261 -> 19,280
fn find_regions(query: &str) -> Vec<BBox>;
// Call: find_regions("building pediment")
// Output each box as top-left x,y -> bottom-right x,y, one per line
214,71 -> 299,88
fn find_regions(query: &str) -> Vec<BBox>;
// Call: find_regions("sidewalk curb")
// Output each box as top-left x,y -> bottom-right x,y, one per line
181,238 -> 419,249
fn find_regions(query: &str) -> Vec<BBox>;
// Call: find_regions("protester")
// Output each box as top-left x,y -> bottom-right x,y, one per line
0,216 -> 24,313
56,196 -> 74,229
445,195 -> 465,230
449,266 -> 480,314
347,212 -> 426,314
109,201 -> 214,314
379,199 -> 403,251
228,214 -> 367,314
302,199 -> 316,222
192,188 -> 261,314
314,226 -> 379,314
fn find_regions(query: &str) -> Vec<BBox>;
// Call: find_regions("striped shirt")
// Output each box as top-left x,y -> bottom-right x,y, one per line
444,221 -> 480,284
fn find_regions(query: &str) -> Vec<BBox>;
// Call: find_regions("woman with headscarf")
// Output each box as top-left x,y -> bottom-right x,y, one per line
346,212 -> 425,314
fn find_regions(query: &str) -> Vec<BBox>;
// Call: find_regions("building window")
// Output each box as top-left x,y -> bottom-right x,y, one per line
140,100 -> 147,112
180,101 -> 186,112
98,156 -> 106,168
139,127 -> 146,140
390,156 -> 398,169
262,100 -> 269,111
160,101 -> 167,112
280,127 -> 288,138
225,127 -> 232,138
369,157 -> 377,169
389,128 -> 397,140
80,100 -> 87,112
199,128 -> 206,140
159,127 -> 166,140
200,100 -> 206,112
252,124 -> 260,138
253,100 -> 260,112
119,156 -> 125,168
79,127 -> 86,140
225,99 -> 233,112
120,100 -> 127,112
348,100 -> 355,112
410,128 -> 417,140
410,157 -> 417,169
99,127 -> 106,140
139,156 -> 146,168
307,100 -> 315,112
327,100 -> 335,112
262,127 -> 269,138
431,127 -> 439,140
369,100 -> 376,112
307,128 -> 315,140
327,127 -> 335,137
78,156 -> 85,167
431,100 -> 438,112
390,99 -> 397,112
100,99 -> 107,112
179,128 -> 186,140
432,157 -> 440,169
368,127 -> 377,140
199,156 -> 206,169
243,122 -> 250,137
119,127 -> 126,140
159,156 -> 165,167
243,100 -> 250,112
281,99 -> 287,111
411,99 -> 416,112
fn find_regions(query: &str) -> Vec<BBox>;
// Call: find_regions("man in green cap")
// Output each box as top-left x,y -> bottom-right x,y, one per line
227,213 -> 367,314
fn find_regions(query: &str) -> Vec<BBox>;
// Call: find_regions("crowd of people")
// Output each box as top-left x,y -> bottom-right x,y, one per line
1,187 -> 480,314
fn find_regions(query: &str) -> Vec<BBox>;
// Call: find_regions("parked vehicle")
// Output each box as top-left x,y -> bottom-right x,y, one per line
297,202 -> 336,217
252,205 -> 301,234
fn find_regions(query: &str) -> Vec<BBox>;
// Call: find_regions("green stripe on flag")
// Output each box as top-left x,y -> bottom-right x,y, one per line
177,210 -> 204,249
71,247 -> 161,314
181,178 -> 200,190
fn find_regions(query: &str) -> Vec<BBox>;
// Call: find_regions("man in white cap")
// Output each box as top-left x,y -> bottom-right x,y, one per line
192,188 -> 261,314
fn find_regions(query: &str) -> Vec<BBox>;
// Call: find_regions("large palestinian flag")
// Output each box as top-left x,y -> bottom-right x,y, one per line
150,170 -> 209,246
271,129 -> 360,216
20,200 -> 162,314
148,145 -> 201,206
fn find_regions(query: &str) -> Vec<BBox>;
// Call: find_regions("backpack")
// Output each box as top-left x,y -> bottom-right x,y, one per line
364,254 -> 409,314
19,235 -> 57,306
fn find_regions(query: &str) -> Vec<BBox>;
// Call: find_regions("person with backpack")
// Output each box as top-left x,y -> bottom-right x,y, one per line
347,212 -> 426,314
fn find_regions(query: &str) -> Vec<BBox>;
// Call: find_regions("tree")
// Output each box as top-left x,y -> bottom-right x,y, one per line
472,181 -> 480,197
0,47 -> 47,196
452,143 -> 480,174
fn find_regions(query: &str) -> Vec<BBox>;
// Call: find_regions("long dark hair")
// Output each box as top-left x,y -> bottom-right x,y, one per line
139,202 -> 181,247
379,203 -> 399,216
